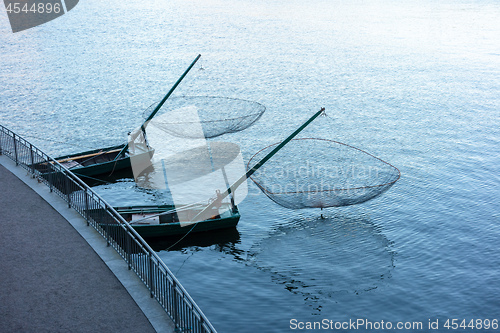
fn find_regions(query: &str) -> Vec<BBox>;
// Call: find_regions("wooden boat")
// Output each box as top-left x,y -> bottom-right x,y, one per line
54,144 -> 154,179
114,203 -> 240,238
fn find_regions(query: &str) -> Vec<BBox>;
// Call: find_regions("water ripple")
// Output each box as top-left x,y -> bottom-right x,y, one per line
246,213 -> 395,302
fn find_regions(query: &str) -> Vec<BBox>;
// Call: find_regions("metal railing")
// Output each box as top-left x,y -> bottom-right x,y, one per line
0,124 -> 217,333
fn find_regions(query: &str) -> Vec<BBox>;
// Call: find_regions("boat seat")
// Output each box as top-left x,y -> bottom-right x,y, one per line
60,160 -> 81,169
131,214 -> 160,225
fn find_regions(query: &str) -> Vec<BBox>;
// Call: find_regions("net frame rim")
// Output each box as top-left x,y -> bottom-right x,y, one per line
246,138 -> 401,195
145,95 -> 267,125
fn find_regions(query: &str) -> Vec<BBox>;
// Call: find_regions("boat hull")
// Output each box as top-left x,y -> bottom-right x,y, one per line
114,204 -> 240,238
132,214 -> 240,238
52,144 -> 153,179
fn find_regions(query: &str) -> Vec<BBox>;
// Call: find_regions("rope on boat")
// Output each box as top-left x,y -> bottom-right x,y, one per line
130,195 -> 223,251
166,222 -> 200,251
72,172 -> 112,185
129,198 -> 209,224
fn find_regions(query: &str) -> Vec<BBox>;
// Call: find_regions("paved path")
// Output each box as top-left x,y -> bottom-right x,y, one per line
0,160 -> 174,333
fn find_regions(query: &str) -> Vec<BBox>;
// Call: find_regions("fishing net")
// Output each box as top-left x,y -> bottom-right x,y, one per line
142,96 -> 266,139
247,138 -> 400,209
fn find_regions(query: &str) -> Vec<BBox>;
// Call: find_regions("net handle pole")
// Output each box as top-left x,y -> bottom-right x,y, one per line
244,107 -> 325,181
115,54 -> 202,160
190,107 -> 325,222
144,54 -> 202,123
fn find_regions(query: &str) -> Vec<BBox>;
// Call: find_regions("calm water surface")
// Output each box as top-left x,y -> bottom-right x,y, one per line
1,1 -> 499,332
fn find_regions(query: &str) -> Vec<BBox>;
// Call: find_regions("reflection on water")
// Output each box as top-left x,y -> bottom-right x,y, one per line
146,227 -> 242,253
246,213 -> 395,302
91,178 -> 174,207
158,208 -> 396,312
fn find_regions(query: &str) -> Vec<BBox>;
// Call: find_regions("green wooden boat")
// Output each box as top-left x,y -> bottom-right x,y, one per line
53,144 -> 154,178
115,203 -> 240,238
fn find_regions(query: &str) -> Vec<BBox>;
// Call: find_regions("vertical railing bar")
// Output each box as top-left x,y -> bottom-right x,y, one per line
104,203 -> 110,247
173,281 -> 178,326
49,162 -> 54,192
13,133 -> 18,165
127,233 -> 132,270
149,254 -> 154,298
29,143 -> 35,176
65,174 -> 71,208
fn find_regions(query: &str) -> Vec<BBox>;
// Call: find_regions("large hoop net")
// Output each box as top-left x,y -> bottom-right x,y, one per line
247,138 -> 400,209
143,96 -> 266,139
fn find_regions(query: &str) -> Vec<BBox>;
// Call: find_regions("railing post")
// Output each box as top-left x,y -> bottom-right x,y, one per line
30,144 -> 35,177
105,207 -> 110,247
13,133 -> 18,165
149,253 -> 154,298
65,175 -> 71,208
173,281 -> 178,326
49,165 -> 54,192
84,188 -> 90,226
127,234 -> 132,270
106,225 -> 110,246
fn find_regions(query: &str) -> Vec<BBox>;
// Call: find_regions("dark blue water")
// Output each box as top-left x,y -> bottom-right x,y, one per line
1,0 -> 499,332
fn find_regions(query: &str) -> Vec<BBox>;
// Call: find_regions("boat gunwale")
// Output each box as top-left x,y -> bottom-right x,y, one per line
54,144 -> 127,160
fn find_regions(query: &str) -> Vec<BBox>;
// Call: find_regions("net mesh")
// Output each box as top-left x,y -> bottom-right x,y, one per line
143,96 -> 266,139
247,138 -> 400,209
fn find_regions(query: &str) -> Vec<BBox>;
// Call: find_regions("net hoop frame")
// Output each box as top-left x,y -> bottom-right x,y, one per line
246,138 -> 401,195
144,95 -> 266,126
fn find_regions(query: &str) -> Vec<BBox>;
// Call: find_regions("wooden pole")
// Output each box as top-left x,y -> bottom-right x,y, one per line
115,54 -> 202,160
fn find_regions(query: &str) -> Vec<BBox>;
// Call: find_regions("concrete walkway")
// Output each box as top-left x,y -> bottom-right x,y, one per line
0,157 -> 175,333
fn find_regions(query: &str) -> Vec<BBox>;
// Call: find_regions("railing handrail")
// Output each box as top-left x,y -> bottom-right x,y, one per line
0,124 -> 217,333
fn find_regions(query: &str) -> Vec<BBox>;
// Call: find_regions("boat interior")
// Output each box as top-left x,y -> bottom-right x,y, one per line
118,203 -> 237,226
58,149 -> 124,168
